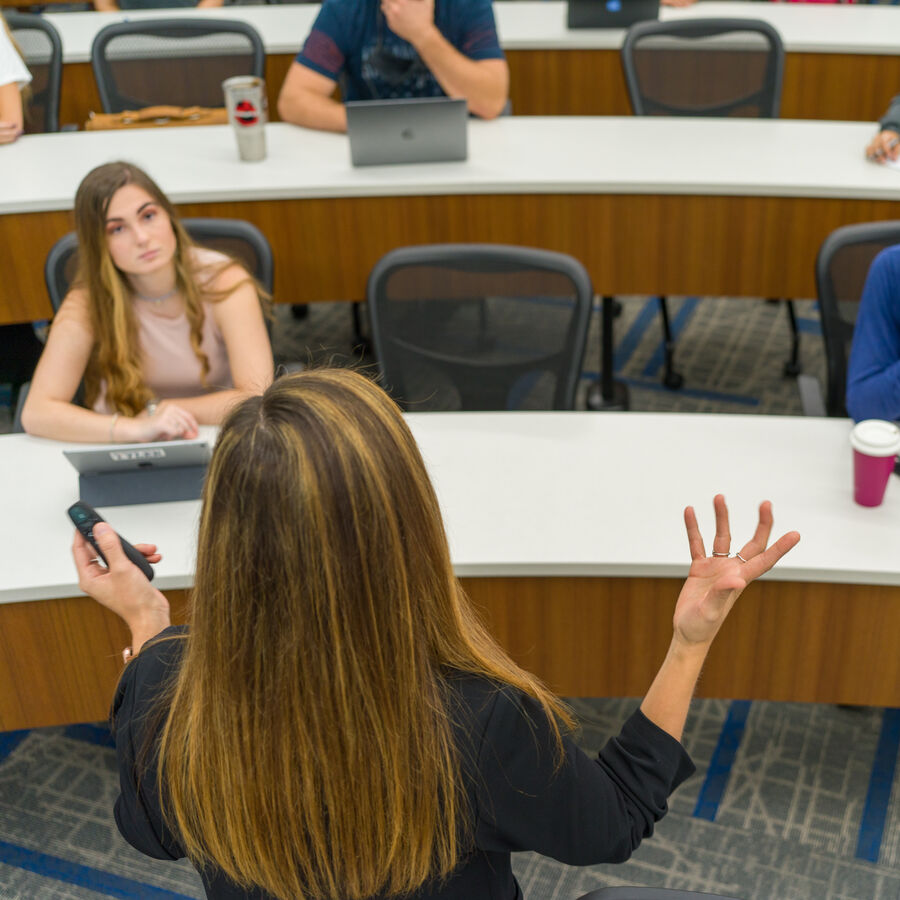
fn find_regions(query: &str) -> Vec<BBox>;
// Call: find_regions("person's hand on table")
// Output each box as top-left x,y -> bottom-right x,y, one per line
866,129 -> 900,164
673,495 -> 800,649
0,122 -> 23,145
382,0 -> 436,45
119,401 -> 199,443
72,524 -> 170,650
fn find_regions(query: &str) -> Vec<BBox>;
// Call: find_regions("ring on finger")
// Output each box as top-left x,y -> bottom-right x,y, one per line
711,551 -> 730,557
736,553 -> 748,563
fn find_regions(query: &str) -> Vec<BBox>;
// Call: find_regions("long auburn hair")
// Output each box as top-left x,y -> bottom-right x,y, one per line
74,161 -> 255,416
154,369 -> 573,900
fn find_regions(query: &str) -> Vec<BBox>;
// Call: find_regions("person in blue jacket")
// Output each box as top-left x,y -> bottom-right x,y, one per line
277,0 -> 509,132
847,245 -> 900,422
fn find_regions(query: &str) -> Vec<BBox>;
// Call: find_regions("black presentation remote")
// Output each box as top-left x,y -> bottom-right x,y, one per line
67,502 -> 155,582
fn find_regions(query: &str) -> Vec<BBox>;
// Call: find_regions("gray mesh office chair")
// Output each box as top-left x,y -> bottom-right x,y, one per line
367,244 -> 592,411
797,220 -> 900,418
620,18 -> 790,389
14,219 -> 276,433
576,889 -> 743,900
44,219 -> 273,310
6,12 -> 62,133
90,19 -> 264,113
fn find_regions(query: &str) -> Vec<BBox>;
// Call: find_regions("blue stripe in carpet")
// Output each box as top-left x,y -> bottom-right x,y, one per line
613,298 -> 659,372
856,708 -> 900,863
0,730 -> 30,762
0,840 -> 195,900
642,297 -> 701,378
693,700 -> 752,822
64,723 -> 115,748
578,372 -> 759,407
796,317 -> 822,336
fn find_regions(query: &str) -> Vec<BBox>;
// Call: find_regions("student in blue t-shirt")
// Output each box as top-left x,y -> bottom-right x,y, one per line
277,0 -> 509,132
846,245 -> 900,423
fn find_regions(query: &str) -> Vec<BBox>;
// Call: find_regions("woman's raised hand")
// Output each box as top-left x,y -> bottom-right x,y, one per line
672,495 -> 800,648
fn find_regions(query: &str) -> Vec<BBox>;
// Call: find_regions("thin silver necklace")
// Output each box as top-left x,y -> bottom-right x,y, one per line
134,286 -> 178,303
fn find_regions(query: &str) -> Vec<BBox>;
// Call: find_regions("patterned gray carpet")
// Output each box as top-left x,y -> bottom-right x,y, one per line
1,295 -> 898,899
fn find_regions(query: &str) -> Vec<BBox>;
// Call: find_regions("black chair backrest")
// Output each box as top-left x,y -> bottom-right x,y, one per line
45,218 -> 273,313
815,221 -> 900,418
90,18 -> 265,113
367,244 -> 592,411
576,888 -> 744,900
621,18 -> 784,119
5,12 -> 62,133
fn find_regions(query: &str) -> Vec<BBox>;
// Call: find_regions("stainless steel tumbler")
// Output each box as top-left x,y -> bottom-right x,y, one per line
222,76 -> 267,162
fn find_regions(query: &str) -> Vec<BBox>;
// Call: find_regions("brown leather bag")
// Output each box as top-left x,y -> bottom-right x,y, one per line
84,105 -> 229,131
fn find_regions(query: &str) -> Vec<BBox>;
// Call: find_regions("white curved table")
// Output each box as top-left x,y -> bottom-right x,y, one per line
1,411 -> 898,728
1,117 -> 896,324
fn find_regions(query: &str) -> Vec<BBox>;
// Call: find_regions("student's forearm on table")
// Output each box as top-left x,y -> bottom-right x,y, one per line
166,389 -> 256,424
413,29 -> 507,118
639,637 -> 709,743
0,83 -> 24,132
277,89 -> 347,133
22,398 -> 121,443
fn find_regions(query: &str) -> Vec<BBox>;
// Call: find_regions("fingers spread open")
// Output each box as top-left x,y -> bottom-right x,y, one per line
684,506 -> 706,559
737,499 -> 774,561
741,530 -> 801,581
711,493 -> 731,555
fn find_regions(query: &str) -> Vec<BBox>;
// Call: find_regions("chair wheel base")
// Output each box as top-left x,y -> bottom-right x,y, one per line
586,380 -> 630,411
663,371 -> 684,390
783,360 -> 802,377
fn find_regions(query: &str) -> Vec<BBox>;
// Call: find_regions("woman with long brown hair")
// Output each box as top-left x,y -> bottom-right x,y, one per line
22,161 -> 273,442
73,369 -> 799,900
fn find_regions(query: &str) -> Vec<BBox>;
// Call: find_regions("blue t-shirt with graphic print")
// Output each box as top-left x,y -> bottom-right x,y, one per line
296,0 -> 504,102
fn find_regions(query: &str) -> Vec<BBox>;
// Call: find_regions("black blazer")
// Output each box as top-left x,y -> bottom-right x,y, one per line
112,626 -> 694,899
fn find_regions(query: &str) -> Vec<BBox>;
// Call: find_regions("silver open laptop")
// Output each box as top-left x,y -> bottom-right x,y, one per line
346,97 -> 468,167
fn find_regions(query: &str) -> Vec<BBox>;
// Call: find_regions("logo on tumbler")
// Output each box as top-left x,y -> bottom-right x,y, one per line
235,100 -> 259,127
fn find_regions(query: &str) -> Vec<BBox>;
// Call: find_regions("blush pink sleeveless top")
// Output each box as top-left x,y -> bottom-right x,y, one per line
93,248 -> 233,413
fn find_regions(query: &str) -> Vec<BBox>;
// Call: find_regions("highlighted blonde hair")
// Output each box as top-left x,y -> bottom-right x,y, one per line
154,369 -> 572,900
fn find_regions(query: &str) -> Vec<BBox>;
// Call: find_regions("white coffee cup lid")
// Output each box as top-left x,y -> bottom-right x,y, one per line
850,419 -> 900,457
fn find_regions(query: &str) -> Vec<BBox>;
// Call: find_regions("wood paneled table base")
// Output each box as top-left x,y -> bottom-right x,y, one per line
2,118 -> 898,325
42,3 -> 900,128
53,49 -> 900,133
2,413 -> 899,730
1,576 -> 897,731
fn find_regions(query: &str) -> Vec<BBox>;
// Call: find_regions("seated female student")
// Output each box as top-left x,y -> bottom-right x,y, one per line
22,162 -> 273,443
73,369 -> 800,900
0,13 -> 29,144
846,245 -> 900,423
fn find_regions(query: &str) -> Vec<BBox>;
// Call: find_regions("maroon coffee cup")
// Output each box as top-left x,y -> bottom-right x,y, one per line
849,420 -> 900,507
